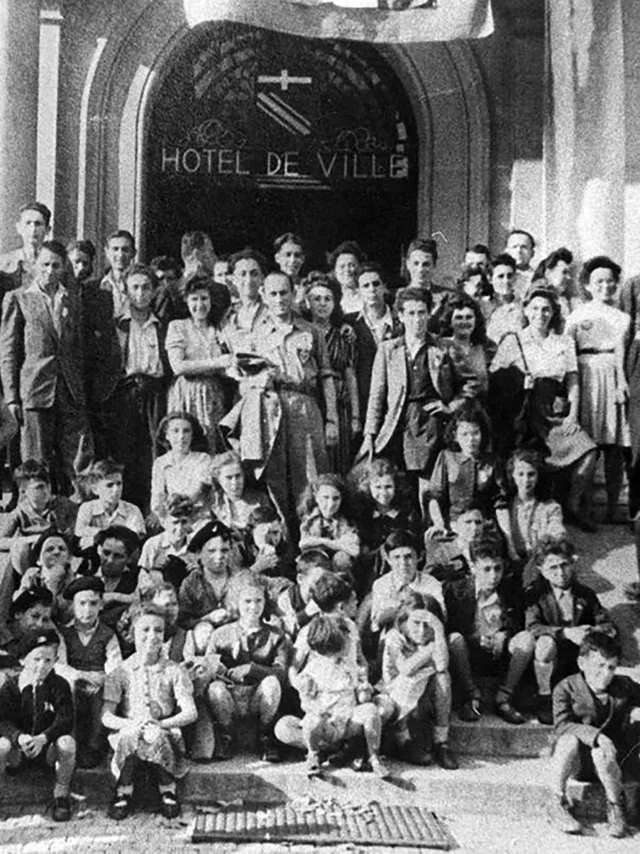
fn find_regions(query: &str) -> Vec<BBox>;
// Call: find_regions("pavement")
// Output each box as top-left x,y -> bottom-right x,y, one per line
1,521 -> 640,852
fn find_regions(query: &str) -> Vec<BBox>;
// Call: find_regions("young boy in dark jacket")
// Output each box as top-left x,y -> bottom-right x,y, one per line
0,629 -> 76,821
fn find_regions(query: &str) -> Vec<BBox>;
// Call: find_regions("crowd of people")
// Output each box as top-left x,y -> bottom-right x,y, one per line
0,202 -> 639,838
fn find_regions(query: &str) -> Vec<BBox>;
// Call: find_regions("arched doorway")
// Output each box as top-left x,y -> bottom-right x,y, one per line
145,22 -> 418,272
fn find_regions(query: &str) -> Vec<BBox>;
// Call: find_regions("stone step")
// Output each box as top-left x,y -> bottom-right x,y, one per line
4,752 -> 633,825
450,713 -> 552,758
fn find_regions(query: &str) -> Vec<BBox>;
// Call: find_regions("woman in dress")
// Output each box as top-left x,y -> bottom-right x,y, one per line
305,271 -> 360,474
150,412 -> 213,522
565,256 -> 630,521
166,275 -> 232,454
438,292 -> 493,406
327,240 -> 366,315
489,283 -> 598,531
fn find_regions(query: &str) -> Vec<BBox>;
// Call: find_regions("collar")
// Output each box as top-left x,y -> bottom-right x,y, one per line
358,305 -> 394,325
25,281 -> 67,299
70,619 -> 100,636
120,306 -> 159,326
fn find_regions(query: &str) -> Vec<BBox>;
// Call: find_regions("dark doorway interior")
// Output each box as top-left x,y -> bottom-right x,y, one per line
145,22 -> 418,275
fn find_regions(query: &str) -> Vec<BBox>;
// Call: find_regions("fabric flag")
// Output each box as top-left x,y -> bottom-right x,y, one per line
183,0 -> 493,43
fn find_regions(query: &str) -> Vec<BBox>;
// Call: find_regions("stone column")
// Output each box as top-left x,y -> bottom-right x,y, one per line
543,0 -> 625,263
0,0 -> 41,250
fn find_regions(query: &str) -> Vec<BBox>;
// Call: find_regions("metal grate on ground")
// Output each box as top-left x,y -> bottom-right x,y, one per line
189,800 -> 454,848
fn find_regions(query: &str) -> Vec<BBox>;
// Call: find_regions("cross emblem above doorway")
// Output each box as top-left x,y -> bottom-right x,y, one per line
257,70 -> 312,91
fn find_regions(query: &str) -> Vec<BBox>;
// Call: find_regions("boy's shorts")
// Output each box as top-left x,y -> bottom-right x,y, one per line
4,743 -> 59,773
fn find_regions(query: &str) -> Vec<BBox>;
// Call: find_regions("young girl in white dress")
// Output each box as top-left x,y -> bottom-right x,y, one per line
565,257 -> 630,521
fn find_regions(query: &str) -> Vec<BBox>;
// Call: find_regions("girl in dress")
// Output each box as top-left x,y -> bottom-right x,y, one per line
150,412 -> 213,522
305,271 -> 360,474
489,283 -> 598,531
438,293 -> 493,405
565,256 -> 630,522
379,591 -> 455,769
166,275 -> 232,454
102,604 -> 197,821
505,449 -> 565,585
327,240 -> 366,315
298,474 -> 360,574
209,450 -> 277,564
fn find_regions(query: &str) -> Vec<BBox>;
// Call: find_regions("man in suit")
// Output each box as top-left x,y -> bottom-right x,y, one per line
548,631 -> 640,837
0,202 -> 51,298
0,241 -> 93,494
361,286 -> 471,484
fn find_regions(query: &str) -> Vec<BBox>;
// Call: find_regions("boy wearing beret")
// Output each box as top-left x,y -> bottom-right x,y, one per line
0,589 -> 56,682
0,629 -> 76,821
59,577 -> 122,768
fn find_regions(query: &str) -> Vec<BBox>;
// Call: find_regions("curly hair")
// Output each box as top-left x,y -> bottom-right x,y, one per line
303,270 -> 344,326
439,292 -> 487,345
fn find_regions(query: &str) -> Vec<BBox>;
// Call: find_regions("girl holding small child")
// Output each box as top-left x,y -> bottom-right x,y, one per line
102,603 -> 197,821
380,591 -> 457,769
298,474 -> 360,574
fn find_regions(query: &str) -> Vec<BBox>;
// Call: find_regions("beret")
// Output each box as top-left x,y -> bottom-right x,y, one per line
187,519 -> 232,553
11,587 -> 54,616
18,628 -> 60,659
64,575 -> 105,600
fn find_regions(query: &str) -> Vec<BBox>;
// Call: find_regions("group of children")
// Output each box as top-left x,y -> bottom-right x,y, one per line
0,432 -> 638,839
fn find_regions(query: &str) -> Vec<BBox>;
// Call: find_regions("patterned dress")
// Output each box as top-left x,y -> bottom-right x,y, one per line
166,318 -> 227,453
322,324 -> 357,475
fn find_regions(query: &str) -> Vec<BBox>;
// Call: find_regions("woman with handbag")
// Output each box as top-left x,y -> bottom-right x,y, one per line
489,284 -> 597,532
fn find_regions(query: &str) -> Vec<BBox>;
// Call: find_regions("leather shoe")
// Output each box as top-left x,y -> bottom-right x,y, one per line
160,791 -> 181,820
495,699 -> 525,725
108,793 -> 132,821
396,743 -> 433,766
434,743 -> 459,770
458,699 -> 482,722
52,796 -> 71,822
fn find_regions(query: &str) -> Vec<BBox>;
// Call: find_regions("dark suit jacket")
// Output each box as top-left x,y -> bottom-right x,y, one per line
525,579 -> 615,640
553,671 -> 640,748
444,574 -> 523,640
364,334 -> 463,454
345,310 -> 402,422
0,282 -> 86,408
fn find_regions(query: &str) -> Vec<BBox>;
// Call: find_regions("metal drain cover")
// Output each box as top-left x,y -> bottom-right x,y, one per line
190,801 -> 453,848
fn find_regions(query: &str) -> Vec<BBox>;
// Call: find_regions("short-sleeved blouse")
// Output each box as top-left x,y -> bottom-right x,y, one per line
104,653 -> 193,721
151,451 -> 213,516
490,326 -> 577,381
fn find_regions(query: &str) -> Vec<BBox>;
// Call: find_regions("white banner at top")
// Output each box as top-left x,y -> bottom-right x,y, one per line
183,0 -> 494,44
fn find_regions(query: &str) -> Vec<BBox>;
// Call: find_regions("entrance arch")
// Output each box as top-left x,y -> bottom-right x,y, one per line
146,22 -> 418,272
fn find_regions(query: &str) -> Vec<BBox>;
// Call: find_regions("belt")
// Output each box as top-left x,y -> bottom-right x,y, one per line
120,373 -> 164,390
578,348 -> 614,355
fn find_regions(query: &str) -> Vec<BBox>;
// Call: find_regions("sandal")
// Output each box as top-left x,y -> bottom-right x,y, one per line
160,790 -> 181,819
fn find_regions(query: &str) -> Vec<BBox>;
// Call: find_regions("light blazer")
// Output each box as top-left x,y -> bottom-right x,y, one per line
364,334 -> 461,454
0,282 -> 85,408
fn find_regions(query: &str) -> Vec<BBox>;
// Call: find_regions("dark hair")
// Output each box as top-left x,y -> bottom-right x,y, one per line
124,263 -> 158,290
458,265 -> 493,300
396,590 -> 445,632
466,243 -> 490,260
95,525 -> 139,556
306,614 -> 347,656
31,531 -> 73,566
105,229 -> 135,250
229,247 -> 267,276
303,270 -> 344,326
273,232 -> 305,254
533,536 -> 577,567
298,473 -> 346,519
440,292 -> 487,345
181,231 -> 213,259
19,202 -> 52,228
183,273 -> 216,299
522,284 -> 563,334
469,540 -> 504,567
14,459 -> 50,486
445,401 -> 491,452
580,255 -> 622,286
91,458 -> 124,482
395,286 -> 430,313
41,240 -> 67,262
358,261 -> 387,285
150,255 -> 181,275
385,530 -> 419,556
296,552 -> 332,576
507,229 -> 535,252
507,448 -> 544,491
312,573 -> 353,612
327,240 -> 366,271
67,239 -> 96,261
578,630 -> 621,661
156,411 -> 206,451
165,494 -> 195,518
492,253 -> 517,272
405,237 -> 438,266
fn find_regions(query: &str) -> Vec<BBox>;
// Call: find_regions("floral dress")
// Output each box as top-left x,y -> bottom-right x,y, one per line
166,318 -> 227,453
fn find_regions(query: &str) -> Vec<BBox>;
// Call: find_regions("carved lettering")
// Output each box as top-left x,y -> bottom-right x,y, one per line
317,152 -> 338,178
218,150 -> 235,175
267,151 -> 282,176
161,147 -> 180,172
182,149 -> 201,173
283,151 -> 300,177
